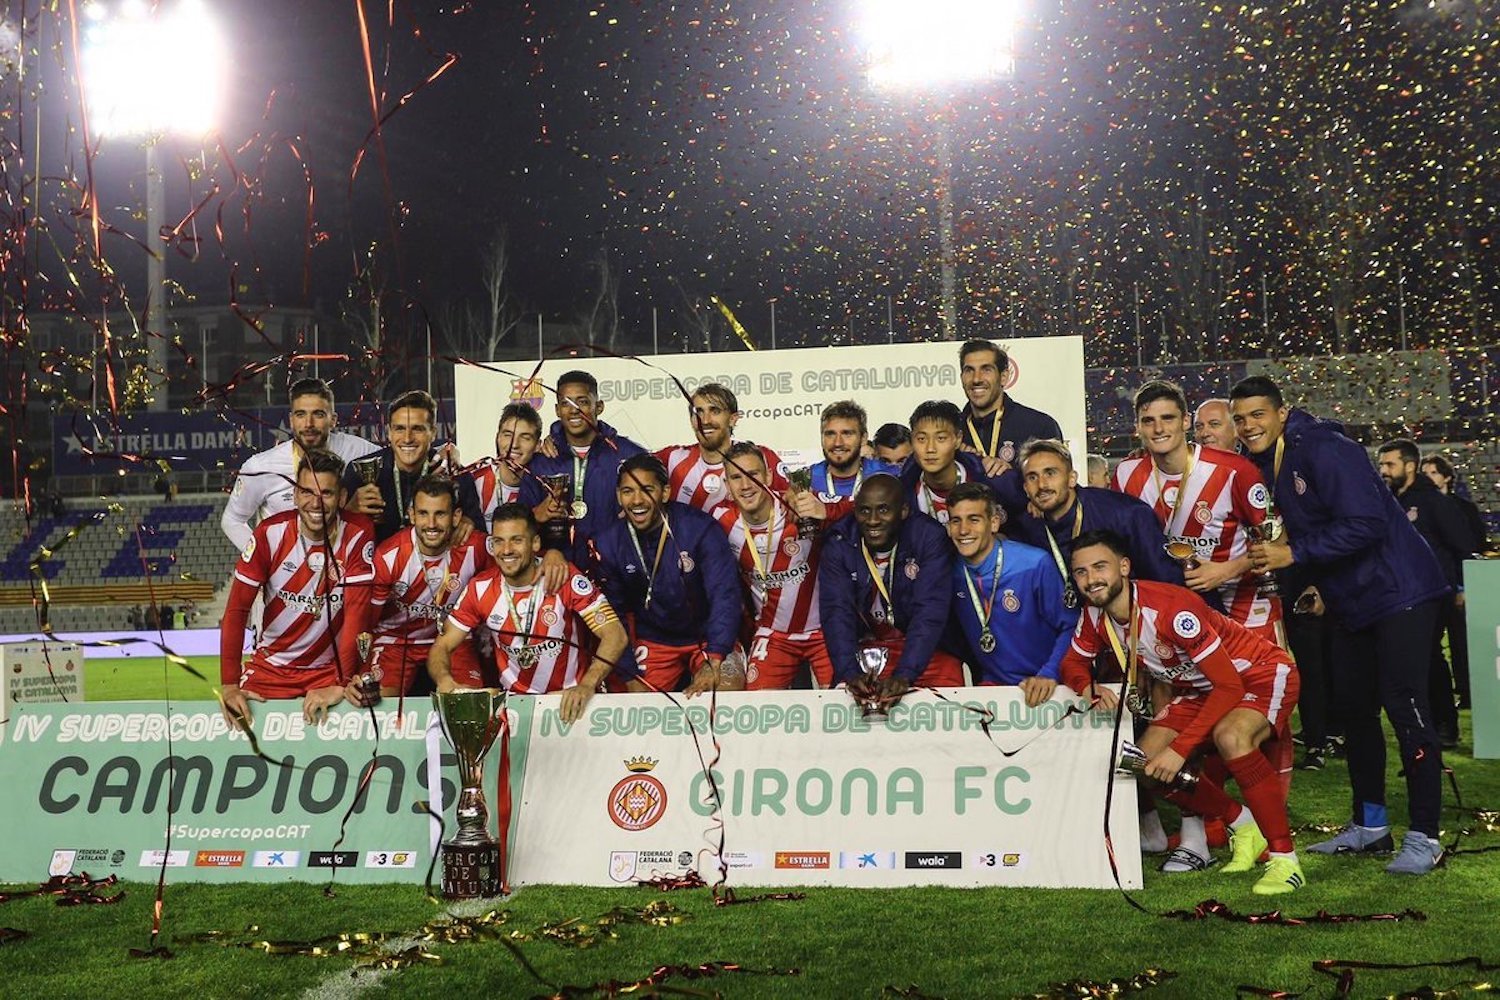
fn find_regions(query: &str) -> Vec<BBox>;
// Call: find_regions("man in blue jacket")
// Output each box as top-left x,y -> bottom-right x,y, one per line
900,400 -> 1026,525
595,453 -> 745,695
521,370 -> 647,576
818,474 -> 962,706
945,482 -> 1074,703
1008,438 -> 1184,605
1231,376 -> 1451,875
807,400 -> 900,498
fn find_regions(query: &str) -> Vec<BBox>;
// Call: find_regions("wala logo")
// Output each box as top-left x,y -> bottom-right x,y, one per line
774,852 -> 831,870
904,852 -> 962,870
195,850 -> 246,868
607,756 -> 668,832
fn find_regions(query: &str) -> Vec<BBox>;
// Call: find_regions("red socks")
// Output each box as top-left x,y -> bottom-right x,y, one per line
1226,750 -> 1293,853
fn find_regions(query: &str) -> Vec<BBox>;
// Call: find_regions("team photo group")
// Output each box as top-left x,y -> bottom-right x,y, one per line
218,339 -> 1479,899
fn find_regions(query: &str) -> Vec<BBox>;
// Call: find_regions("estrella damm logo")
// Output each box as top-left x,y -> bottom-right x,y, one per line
607,756 -> 668,831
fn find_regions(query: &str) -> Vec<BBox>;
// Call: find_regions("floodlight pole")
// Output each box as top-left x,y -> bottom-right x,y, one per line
145,139 -> 168,412
937,123 -> 957,341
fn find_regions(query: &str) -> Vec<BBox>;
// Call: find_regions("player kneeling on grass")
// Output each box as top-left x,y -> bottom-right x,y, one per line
220,448 -> 376,727
1060,529 -> 1305,895
428,503 -> 634,724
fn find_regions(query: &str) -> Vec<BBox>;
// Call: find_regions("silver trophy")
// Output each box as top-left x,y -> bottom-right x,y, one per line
1116,740 -> 1198,791
853,646 -> 891,722
353,631 -> 381,705
351,455 -> 382,488
1163,539 -> 1201,573
1245,510 -> 1285,596
540,473 -> 574,548
786,468 -> 821,539
433,688 -> 508,898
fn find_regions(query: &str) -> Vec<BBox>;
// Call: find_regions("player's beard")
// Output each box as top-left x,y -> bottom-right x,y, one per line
1084,576 -> 1125,609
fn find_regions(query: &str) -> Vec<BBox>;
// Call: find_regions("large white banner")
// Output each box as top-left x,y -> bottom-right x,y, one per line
454,339 -> 1087,467
509,688 -> 1142,889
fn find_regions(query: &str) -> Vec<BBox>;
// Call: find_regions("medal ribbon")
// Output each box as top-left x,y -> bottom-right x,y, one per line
861,541 -> 897,618
1043,495 -> 1084,603
1101,584 -> 1144,701
501,565 -> 544,662
572,447 -> 589,505
966,402 -> 1005,458
742,510 -> 781,583
1151,445 -> 1198,538
628,516 -> 671,608
962,542 -> 1004,646
392,456 -> 431,525
1268,436 -> 1285,506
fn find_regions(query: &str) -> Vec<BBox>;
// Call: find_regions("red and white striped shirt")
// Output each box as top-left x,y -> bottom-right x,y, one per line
369,528 -> 492,647
655,443 -> 789,513
233,510 -> 376,671
447,564 -> 616,694
1067,581 -> 1287,695
1112,445 -> 1280,629
469,467 -> 521,532
913,465 -> 971,525
714,505 -> 821,639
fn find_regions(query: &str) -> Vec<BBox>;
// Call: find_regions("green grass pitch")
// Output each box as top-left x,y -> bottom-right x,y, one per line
3,660 -> 1486,996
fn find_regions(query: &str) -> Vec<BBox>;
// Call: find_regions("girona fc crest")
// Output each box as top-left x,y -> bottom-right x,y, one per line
608,757 -> 668,831
1193,501 -> 1212,525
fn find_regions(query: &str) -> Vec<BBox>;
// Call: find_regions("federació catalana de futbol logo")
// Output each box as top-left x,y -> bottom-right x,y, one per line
608,757 -> 668,831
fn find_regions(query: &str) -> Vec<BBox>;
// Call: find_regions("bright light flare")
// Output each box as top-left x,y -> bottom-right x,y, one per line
861,0 -> 1019,92
82,0 -> 225,137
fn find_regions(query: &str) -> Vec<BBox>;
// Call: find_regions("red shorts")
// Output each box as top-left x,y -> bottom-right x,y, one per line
746,630 -> 834,690
630,639 -> 711,691
369,638 -> 484,692
1150,661 -> 1300,746
238,660 -> 339,699
862,638 -> 964,688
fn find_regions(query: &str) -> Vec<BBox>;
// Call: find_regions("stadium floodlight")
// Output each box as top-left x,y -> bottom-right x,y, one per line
860,0 -> 1019,93
81,0 -> 225,139
81,0 -> 225,411
859,0 -> 1020,339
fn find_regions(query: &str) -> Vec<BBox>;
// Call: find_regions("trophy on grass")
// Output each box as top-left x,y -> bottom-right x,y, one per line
785,467 -> 820,539
1116,740 -> 1198,791
540,473 -> 574,549
1245,509 -> 1285,597
433,688 -> 508,898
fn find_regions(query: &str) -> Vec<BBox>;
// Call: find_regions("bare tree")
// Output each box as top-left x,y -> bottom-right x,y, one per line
671,277 -> 718,352
578,247 -> 621,349
442,229 -> 523,361
341,252 -> 403,398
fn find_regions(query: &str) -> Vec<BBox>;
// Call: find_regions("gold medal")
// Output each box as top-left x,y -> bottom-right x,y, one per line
572,499 -> 589,520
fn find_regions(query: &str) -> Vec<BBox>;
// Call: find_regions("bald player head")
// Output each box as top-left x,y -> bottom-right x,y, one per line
1193,399 -> 1235,451
853,474 -> 908,553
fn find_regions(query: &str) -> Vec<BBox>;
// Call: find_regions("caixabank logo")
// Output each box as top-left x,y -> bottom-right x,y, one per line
607,756 -> 668,831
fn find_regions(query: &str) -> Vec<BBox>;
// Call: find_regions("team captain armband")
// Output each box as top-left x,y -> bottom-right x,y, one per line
582,601 -> 619,630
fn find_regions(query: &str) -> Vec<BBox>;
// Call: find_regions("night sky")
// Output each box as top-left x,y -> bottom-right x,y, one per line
3,0 -> 1497,388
